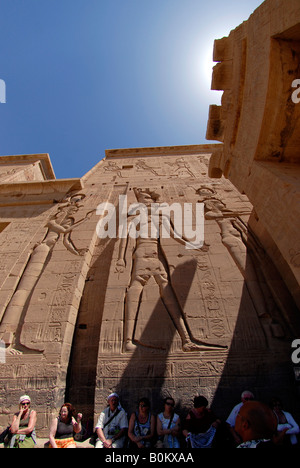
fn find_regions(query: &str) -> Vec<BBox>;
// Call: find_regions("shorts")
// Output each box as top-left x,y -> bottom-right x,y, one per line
50,437 -> 76,448
5,435 -> 36,449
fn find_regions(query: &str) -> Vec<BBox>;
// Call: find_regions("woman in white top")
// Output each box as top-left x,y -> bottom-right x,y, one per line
157,397 -> 181,448
270,397 -> 299,446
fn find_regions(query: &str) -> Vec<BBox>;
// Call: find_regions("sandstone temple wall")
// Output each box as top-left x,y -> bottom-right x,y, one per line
0,145 -> 298,437
0,0 -> 300,439
206,0 -> 300,309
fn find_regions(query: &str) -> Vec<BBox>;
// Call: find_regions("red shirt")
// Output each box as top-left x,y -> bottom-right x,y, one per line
184,409 -> 217,434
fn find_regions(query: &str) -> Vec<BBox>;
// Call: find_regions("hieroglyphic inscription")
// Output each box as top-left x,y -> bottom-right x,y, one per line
0,191 -> 94,352
20,265 -> 82,351
115,187 -> 226,353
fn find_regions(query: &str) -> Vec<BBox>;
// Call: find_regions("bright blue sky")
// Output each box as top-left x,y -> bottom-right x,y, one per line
0,0 -> 263,179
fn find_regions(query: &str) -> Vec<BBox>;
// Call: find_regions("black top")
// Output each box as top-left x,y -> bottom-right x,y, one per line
55,417 -> 74,440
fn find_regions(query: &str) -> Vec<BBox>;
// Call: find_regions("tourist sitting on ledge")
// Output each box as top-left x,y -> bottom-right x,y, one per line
95,393 -> 128,448
4,394 -> 37,448
49,402 -> 82,448
128,397 -> 155,448
269,397 -> 299,447
182,395 -> 220,448
234,400 -> 278,448
156,397 -> 181,448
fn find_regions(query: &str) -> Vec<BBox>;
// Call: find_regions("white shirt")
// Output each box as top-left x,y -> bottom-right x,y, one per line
95,406 -> 128,445
226,402 -> 243,427
276,411 -> 299,445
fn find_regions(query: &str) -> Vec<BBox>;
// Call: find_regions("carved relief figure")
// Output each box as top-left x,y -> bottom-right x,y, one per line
166,158 -> 195,178
217,218 -> 268,318
191,185 -> 237,219
195,185 -> 216,198
103,161 -> 123,178
116,187 -> 225,353
135,159 -> 160,176
0,192 -> 93,351
0,168 -> 17,179
197,155 -> 209,167
203,198 -> 236,219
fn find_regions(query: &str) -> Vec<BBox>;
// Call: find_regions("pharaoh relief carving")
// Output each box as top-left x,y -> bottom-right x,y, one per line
114,187 -> 226,353
191,184 -> 234,219
194,184 -> 251,220
135,159 -> 160,176
166,158 -> 195,178
103,161 -> 123,178
217,217 -> 286,343
217,218 -> 268,316
0,192 -> 94,353
197,155 -> 210,167
193,183 -> 287,343
0,168 -> 18,179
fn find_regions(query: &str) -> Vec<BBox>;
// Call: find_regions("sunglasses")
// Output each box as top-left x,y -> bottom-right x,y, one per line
21,402 -> 30,406
165,402 -> 175,407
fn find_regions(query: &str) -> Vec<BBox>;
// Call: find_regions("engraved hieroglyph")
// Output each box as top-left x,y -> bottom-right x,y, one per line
89,146 -> 299,422
0,192 -> 94,352
115,187 -> 226,353
0,145 -> 299,437
0,0 -> 299,438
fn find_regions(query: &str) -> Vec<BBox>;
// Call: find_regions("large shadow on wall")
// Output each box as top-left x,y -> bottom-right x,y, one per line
66,237 -> 118,432
210,221 -> 300,423
114,257 -> 198,416
66,242 -> 198,432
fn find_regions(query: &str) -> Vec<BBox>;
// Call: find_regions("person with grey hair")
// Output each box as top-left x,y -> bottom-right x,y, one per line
226,390 -> 255,446
95,393 -> 128,448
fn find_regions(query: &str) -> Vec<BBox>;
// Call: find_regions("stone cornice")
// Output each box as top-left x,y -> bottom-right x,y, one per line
0,153 -> 56,180
105,143 -> 223,159
0,178 -> 84,206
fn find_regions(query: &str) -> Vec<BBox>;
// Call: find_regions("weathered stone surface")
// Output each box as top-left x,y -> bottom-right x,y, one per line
0,144 -> 299,437
0,1 -> 299,441
206,0 -> 300,310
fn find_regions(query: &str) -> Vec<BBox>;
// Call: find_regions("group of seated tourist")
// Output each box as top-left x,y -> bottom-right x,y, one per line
1,390 -> 299,448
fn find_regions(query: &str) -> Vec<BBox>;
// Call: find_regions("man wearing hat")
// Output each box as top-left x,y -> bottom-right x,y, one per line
95,393 -> 128,448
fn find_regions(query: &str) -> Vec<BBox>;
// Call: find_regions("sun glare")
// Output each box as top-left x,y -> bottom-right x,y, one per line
197,43 -> 223,105
201,43 -> 215,87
